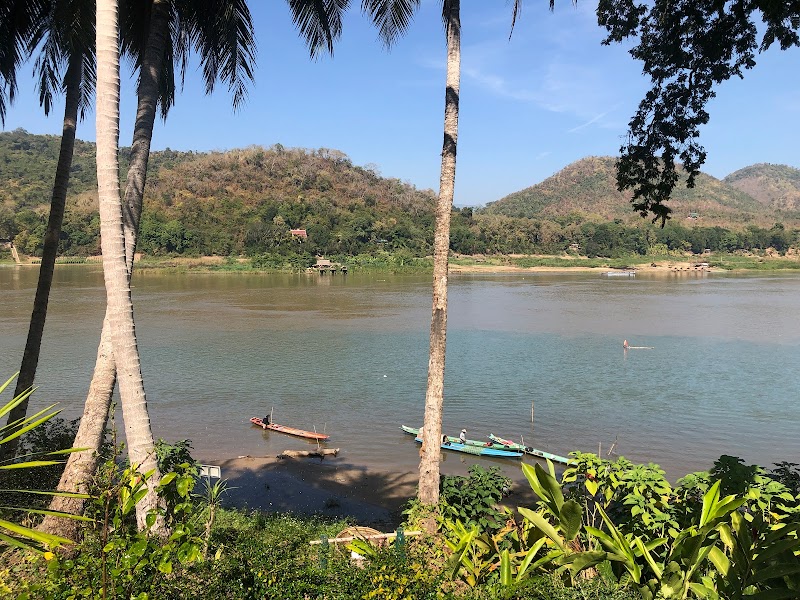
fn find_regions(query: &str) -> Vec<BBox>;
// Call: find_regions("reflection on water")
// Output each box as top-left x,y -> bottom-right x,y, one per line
1,265 -> 799,481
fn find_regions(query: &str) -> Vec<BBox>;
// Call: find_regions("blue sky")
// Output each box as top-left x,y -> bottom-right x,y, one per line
4,0 -> 799,206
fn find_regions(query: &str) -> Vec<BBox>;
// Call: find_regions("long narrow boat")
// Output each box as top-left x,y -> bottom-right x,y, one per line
488,434 -> 569,464
250,417 -> 330,441
401,425 -> 512,452
400,426 -> 522,458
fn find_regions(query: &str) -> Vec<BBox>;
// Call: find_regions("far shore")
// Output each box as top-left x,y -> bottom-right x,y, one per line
5,252 -> 800,273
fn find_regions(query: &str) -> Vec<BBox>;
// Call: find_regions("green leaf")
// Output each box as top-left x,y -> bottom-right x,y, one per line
0,460 -> 63,470
0,507 -> 93,522
745,590 -> 800,600
515,537 -> 548,582
559,500 -> 582,542
518,508 -> 565,552
157,558 -> 172,574
159,472 -> 177,487
635,537 -> 663,579
129,538 -> 148,558
687,582 -> 719,599
0,489 -> 90,499
0,518 -> 71,547
567,550 -> 607,576
750,563 -> 800,586
0,406 -> 60,446
707,546 -> 729,577
499,549 -> 512,586
0,530 -> 42,553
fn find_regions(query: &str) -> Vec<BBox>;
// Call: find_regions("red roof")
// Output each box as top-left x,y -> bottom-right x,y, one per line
290,229 -> 307,238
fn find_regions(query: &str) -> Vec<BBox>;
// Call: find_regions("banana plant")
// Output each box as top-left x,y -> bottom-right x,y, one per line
588,480 -> 746,599
442,519 -> 498,586
710,510 -> 800,598
0,373 -> 91,553
518,462 -> 607,583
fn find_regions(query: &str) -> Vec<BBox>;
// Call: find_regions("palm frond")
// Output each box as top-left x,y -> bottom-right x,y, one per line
287,0 -> 350,59
185,0 -> 257,110
361,0 -> 419,48
0,0 -> 50,123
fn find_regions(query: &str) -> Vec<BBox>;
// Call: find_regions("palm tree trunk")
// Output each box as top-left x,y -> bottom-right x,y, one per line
38,318 -> 115,541
39,0 -> 171,539
418,0 -> 460,508
95,0 -> 163,532
0,54 -> 82,462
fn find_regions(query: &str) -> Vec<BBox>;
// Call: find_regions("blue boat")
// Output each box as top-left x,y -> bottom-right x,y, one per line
401,426 -> 522,458
489,433 -> 570,464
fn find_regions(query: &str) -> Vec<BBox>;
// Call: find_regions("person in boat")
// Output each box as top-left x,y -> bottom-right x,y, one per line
459,429 -> 467,444
441,433 -> 450,446
263,413 -> 271,425
623,339 -> 629,350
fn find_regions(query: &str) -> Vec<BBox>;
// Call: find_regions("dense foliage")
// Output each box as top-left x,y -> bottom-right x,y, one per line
597,0 -> 800,223
4,425 -> 800,599
3,131 -> 800,264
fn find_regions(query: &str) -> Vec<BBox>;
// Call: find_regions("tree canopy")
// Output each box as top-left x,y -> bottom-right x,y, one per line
598,0 -> 800,224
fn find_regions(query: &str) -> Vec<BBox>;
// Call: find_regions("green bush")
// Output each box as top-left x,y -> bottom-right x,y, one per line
440,465 -> 512,530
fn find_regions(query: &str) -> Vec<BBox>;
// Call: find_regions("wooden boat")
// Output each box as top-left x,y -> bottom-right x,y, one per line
604,269 -> 636,277
400,426 -> 522,458
488,434 -> 569,464
250,417 -> 330,441
401,425 -> 512,452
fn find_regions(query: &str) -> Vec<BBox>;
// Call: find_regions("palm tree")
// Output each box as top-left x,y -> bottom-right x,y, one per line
417,0 -> 460,507
0,0 -> 95,462
41,0 -> 257,537
43,0 -> 420,537
94,0 -> 162,532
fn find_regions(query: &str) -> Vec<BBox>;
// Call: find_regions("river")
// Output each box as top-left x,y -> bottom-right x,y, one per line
1,265 -> 798,481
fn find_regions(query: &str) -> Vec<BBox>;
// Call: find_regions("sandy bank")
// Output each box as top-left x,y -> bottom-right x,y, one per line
449,260 -> 722,274
212,453 -> 541,529
214,455 -> 419,529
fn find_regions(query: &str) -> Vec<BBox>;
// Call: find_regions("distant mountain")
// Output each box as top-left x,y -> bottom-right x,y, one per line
483,156 -> 794,228
724,163 -> 800,214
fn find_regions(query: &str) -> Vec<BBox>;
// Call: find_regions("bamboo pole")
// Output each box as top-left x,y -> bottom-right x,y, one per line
310,531 -> 422,545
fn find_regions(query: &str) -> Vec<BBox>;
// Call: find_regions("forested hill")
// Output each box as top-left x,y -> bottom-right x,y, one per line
2,130 -> 799,260
724,163 -> 800,213
0,129 -> 437,256
483,156 -> 800,228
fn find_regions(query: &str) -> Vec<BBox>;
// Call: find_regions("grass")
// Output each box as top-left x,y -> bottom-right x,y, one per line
3,507 -> 636,600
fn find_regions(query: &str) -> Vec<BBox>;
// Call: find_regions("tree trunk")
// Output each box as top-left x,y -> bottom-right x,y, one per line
39,0 -> 171,539
418,0 -> 460,508
37,319 -> 115,541
95,0 -> 163,532
0,55 -> 82,461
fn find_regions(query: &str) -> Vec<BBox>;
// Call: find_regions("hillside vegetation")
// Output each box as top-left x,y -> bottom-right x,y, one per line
483,156 -> 798,227
2,130 -> 799,263
724,163 -> 800,213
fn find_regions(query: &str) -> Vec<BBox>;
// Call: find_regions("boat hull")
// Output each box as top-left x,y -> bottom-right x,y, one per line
413,437 -> 522,458
401,427 -> 521,458
250,417 -> 330,441
489,434 -> 569,464
400,425 -> 513,452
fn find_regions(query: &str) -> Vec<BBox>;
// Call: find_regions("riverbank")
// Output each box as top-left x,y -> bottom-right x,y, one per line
213,454 -> 539,529
5,251 -> 800,272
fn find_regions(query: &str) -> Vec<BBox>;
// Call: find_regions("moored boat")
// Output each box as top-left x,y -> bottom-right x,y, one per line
250,417 -> 330,441
401,425 -> 511,451
488,434 -> 570,464
400,426 -> 522,458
